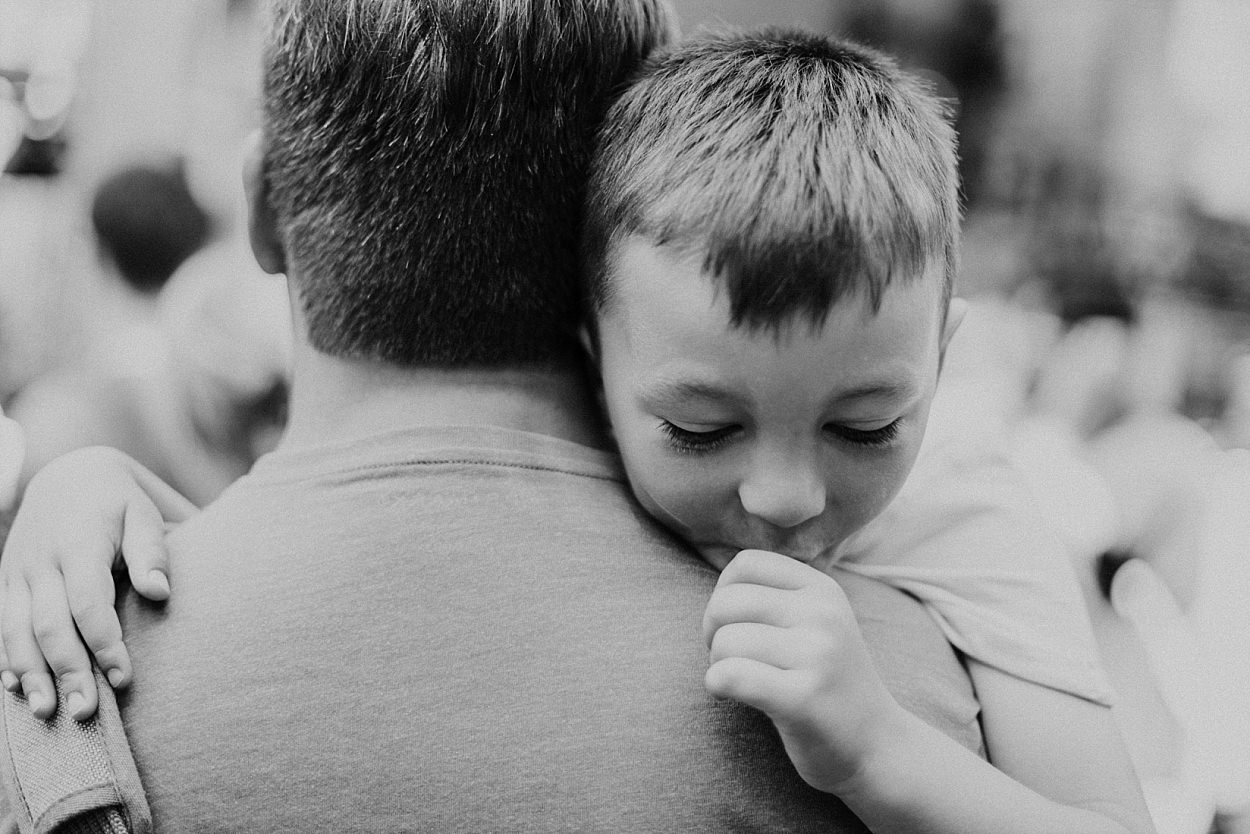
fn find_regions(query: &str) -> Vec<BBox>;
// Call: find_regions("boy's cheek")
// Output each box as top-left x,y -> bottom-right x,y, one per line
624,454 -> 723,541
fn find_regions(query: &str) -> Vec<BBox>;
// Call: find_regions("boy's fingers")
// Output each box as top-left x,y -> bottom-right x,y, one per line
125,462 -> 197,524
704,656 -> 792,715
719,549 -> 821,590
0,643 -> 11,691
702,583 -> 793,646
708,621 -> 799,669
1,583 -> 55,718
0,577 -> 11,684
1,579 -> 41,682
29,573 -> 96,714
121,497 -> 172,601
19,670 -> 57,720
52,668 -> 99,721
63,562 -> 131,689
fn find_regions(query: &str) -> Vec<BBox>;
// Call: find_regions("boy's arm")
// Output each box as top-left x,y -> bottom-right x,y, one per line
704,550 -> 1157,834
0,447 -> 196,721
835,660 -> 1155,834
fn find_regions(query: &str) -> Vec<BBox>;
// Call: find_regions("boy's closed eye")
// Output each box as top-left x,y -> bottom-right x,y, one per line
656,417 -> 906,455
658,420 -> 740,454
824,419 -> 904,448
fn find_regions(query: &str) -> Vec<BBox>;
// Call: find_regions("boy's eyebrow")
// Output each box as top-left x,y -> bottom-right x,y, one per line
829,380 -> 918,405
638,378 -> 735,405
640,378 -> 920,406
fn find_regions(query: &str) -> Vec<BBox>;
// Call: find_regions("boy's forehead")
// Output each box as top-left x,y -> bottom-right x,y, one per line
602,234 -> 947,328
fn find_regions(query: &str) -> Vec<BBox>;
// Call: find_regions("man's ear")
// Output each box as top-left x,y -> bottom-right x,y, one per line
242,131 -> 286,275
937,296 -> 968,371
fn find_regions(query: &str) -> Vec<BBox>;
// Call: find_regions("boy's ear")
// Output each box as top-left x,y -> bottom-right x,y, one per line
242,131 -> 287,276
577,321 -> 611,429
578,323 -> 600,368
938,296 -> 968,369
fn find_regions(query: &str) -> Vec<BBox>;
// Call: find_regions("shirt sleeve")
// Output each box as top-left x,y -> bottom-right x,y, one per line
833,436 -> 1115,706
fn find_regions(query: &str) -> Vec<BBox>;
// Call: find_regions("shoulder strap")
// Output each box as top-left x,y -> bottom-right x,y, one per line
0,668 -> 150,834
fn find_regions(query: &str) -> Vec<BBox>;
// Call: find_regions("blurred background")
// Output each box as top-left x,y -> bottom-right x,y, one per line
1,0 -> 1248,459
1,2 -> 1249,830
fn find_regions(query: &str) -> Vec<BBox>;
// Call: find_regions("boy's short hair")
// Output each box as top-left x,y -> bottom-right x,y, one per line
91,163 -> 211,294
584,30 -> 960,331
263,0 -> 672,368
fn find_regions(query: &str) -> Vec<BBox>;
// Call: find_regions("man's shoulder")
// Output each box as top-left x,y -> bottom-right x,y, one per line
172,427 -> 675,553
160,428 -> 699,607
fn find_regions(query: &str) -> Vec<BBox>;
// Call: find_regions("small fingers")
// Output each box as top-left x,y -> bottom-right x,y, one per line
718,549 -> 826,591
124,458 -> 197,524
709,621 -> 804,669
63,559 -> 131,690
705,656 -> 797,717
1,581 -> 55,718
702,582 -> 793,647
121,497 -> 172,601
30,573 -> 97,719
0,577 -> 12,689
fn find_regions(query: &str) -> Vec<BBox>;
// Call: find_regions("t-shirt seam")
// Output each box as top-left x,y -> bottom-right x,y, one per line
249,456 -> 622,486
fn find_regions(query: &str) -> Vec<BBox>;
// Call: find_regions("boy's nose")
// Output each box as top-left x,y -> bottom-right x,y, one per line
738,462 -> 826,529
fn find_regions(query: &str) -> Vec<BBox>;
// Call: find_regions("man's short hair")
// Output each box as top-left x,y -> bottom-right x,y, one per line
584,30 -> 960,332
263,0 -> 672,367
91,163 -> 211,294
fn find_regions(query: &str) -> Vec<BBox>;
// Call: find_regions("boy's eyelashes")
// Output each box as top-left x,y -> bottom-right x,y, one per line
656,418 -> 903,454
824,419 -> 902,448
658,420 -> 739,454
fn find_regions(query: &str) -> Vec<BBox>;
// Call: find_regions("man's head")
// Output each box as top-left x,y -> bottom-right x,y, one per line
585,31 -> 964,568
91,163 -> 211,294
252,0 -> 673,368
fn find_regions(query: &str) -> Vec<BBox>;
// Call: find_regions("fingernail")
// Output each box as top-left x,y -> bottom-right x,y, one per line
148,571 -> 170,595
66,692 -> 85,719
27,691 -> 49,716
107,668 -> 126,688
0,671 -> 17,692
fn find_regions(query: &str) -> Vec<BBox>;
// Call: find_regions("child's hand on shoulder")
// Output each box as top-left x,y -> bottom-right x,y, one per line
702,549 -> 905,794
0,447 -> 195,721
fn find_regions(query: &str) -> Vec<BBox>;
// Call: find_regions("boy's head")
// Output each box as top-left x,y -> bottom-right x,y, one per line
584,29 -> 959,332
91,163 -> 211,294
585,31 -> 964,569
252,0 -> 673,369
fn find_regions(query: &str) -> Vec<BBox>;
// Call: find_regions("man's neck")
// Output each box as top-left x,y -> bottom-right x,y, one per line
279,343 -> 610,453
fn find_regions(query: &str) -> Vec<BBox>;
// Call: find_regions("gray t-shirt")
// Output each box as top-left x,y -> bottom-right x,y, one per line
114,425 -> 981,832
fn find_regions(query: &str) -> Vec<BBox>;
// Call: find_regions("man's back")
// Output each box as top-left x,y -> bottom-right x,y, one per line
118,425 -> 982,832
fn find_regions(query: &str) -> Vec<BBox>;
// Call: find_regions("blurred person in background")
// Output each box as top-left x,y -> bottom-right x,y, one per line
6,160 -> 287,507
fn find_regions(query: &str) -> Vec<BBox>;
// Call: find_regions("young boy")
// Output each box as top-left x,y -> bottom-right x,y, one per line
579,31 -> 1153,832
1,30 -> 1155,833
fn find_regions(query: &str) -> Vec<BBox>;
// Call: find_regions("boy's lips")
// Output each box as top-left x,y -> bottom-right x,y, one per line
696,537 -> 835,567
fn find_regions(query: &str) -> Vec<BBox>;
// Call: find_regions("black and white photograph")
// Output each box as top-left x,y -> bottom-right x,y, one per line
0,1 -> 1247,832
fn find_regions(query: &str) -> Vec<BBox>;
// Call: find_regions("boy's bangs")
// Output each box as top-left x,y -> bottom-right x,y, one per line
636,170 -> 946,332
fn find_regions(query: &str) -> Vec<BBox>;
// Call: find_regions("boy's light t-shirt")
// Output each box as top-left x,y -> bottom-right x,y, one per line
827,431 -> 1115,706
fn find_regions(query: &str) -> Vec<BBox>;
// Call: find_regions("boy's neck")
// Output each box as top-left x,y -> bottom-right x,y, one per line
280,340 -> 610,453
